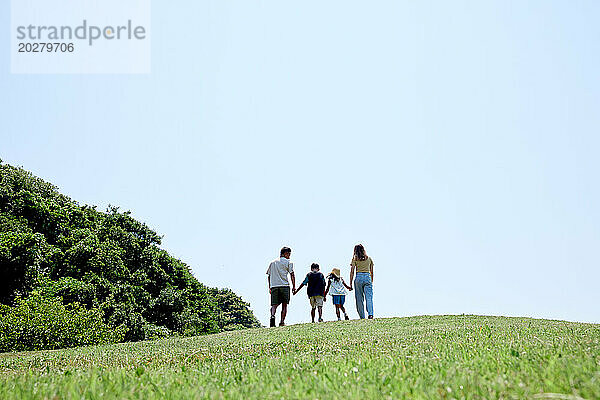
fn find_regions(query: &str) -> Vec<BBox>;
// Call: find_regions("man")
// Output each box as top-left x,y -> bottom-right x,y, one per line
293,263 -> 326,323
266,246 -> 296,327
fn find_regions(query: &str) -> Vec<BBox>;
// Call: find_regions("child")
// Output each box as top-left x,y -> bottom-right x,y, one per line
324,268 -> 352,321
293,263 -> 326,322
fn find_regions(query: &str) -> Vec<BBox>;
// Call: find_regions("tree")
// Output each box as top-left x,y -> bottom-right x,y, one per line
0,161 -> 260,351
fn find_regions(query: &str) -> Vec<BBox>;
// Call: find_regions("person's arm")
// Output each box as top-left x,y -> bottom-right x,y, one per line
370,259 -> 374,283
290,271 -> 296,292
324,280 -> 331,297
342,278 -> 352,290
349,264 -> 355,290
294,283 -> 305,295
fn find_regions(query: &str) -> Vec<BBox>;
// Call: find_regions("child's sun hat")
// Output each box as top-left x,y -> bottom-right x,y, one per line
331,268 -> 341,278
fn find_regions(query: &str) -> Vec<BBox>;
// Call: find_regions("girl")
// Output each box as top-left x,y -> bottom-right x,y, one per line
324,268 -> 352,321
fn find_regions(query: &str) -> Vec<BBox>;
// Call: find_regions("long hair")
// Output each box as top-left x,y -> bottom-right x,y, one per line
353,244 -> 367,261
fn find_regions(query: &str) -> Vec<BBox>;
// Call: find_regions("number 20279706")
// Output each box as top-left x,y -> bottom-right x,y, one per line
18,42 -> 74,53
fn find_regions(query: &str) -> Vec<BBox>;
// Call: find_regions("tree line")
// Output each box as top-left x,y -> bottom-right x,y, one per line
0,161 -> 260,352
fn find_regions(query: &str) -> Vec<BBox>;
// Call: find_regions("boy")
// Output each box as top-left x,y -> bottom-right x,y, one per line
293,263 -> 326,322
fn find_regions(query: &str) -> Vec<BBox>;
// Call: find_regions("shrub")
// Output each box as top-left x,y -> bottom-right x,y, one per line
0,162 -> 260,346
142,323 -> 172,340
0,291 -> 125,352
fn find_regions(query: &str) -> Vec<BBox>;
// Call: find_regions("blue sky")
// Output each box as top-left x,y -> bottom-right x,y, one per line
2,1 -> 599,325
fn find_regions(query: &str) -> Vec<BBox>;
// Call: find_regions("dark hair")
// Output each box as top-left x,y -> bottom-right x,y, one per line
280,247 -> 292,257
310,263 -> 319,270
353,244 -> 367,261
327,273 -> 340,282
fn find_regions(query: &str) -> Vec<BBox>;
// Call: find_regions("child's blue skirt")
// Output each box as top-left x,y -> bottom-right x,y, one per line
332,295 -> 345,305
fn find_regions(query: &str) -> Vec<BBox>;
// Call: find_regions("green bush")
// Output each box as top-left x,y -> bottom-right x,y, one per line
0,161 -> 260,348
0,291 -> 125,352
142,323 -> 172,340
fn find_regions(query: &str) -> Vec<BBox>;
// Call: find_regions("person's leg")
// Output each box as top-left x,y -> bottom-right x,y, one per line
279,287 -> 290,326
364,277 -> 374,318
311,307 -> 316,322
339,296 -> 348,319
335,304 -> 341,319
270,304 -> 278,327
270,287 -> 280,327
314,296 -> 323,322
354,276 -> 365,319
280,303 -> 287,325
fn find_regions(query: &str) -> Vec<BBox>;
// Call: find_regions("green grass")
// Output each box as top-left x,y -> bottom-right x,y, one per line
1,315 -> 599,399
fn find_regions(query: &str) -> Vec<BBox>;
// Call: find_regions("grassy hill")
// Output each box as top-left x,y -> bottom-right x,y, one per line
1,315 -> 598,399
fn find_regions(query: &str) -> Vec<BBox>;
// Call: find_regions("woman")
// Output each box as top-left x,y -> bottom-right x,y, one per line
349,244 -> 374,319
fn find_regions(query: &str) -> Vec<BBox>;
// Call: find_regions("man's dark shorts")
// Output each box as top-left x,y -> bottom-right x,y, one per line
270,286 -> 290,306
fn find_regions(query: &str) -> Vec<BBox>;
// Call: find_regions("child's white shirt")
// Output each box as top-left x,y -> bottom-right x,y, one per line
329,278 -> 347,296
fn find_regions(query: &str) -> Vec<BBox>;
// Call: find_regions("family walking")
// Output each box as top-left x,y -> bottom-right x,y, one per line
266,244 -> 374,327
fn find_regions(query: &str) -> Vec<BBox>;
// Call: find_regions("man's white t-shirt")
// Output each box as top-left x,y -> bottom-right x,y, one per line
266,257 -> 294,288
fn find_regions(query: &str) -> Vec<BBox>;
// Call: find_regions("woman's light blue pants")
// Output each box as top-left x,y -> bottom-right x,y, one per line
354,272 -> 373,319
